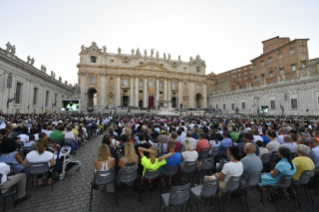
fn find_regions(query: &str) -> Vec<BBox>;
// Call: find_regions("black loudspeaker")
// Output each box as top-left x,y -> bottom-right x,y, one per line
306,109 -> 309,112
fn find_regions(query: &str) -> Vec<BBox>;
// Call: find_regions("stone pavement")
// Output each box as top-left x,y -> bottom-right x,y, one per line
1,131 -> 319,212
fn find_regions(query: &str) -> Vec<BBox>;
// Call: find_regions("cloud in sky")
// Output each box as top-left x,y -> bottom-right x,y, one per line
1,0 -> 318,84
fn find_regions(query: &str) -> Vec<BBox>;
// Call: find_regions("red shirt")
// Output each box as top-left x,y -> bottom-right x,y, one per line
196,139 -> 210,153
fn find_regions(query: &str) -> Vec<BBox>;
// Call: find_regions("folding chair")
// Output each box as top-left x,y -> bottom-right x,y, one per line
191,178 -> 219,211
159,183 -> 191,212
220,176 -> 243,212
28,162 -> 54,191
293,170 -> 314,210
240,171 -> 262,211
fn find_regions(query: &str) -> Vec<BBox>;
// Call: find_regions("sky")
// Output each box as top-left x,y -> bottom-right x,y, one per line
1,0 -> 319,84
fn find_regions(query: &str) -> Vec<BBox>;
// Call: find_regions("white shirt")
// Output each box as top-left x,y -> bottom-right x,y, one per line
64,131 -> 75,140
276,135 -> 285,144
266,139 -> 281,153
182,137 -> 197,150
221,161 -> 243,182
0,162 -> 10,186
209,140 -> 220,154
26,151 -> 54,167
253,135 -> 263,143
181,151 -> 198,162
18,134 -> 29,144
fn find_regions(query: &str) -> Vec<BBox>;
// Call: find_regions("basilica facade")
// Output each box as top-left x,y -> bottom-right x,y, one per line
77,42 -> 207,111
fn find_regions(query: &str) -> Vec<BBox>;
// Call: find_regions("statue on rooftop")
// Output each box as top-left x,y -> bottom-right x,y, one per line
10,45 -> 16,55
6,42 -> 12,52
118,47 -> 121,54
30,58 -> 35,66
151,49 -> 154,58
27,56 -> 31,64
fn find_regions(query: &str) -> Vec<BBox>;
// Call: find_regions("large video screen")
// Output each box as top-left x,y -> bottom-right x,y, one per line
260,105 -> 269,114
62,100 -> 80,111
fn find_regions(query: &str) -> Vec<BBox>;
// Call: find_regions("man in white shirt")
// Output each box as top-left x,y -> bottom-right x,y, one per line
276,129 -> 285,144
18,127 -> 29,144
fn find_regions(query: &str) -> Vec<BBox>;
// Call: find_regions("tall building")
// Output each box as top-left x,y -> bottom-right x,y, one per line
208,36 -> 319,115
77,42 -> 208,111
0,42 -> 76,114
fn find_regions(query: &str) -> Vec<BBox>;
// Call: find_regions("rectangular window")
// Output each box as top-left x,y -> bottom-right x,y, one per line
15,83 -> 22,104
196,67 -> 200,73
269,58 -> 272,63
244,76 -> 247,80
242,102 -> 245,109
302,64 -> 306,68
270,100 -> 275,109
261,61 -> 264,67
33,88 -> 38,105
279,54 -> 282,59
280,69 -> 284,75
232,103 -> 234,110
216,104 -> 218,109
291,99 -> 298,109
223,104 -> 225,110
91,56 -> 96,63
45,91 -> 49,106
292,65 -> 296,71
312,67 -> 316,73
300,47 -> 305,52
290,49 -> 294,54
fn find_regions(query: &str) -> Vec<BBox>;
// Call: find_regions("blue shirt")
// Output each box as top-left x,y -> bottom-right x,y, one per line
259,158 -> 296,187
312,146 -> 319,167
262,135 -> 270,146
165,153 -> 182,166
219,138 -> 232,154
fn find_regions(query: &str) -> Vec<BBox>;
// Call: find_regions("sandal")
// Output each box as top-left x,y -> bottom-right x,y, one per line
15,194 -> 31,205
38,182 -> 47,187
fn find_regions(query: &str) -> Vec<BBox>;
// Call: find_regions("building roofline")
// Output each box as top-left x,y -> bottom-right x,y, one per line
261,36 -> 279,43
250,38 -> 310,62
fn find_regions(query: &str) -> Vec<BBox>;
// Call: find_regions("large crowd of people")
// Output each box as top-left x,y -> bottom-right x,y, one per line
1,112 -> 319,210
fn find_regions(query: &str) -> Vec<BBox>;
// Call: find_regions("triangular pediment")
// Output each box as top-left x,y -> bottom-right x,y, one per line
135,61 -> 169,72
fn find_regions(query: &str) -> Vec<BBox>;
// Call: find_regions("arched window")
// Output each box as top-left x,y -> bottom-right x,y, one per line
90,76 -> 95,85
172,82 -> 176,89
123,78 -> 128,86
139,81 -> 143,87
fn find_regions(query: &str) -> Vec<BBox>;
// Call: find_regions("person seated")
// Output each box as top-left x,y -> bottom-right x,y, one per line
252,129 -> 263,143
94,144 -> 116,192
239,133 -> 260,158
211,146 -> 243,192
160,141 -> 182,187
208,133 -> 220,155
181,139 -> 198,167
102,134 -> 118,158
292,144 -> 315,181
256,140 -> 269,159
50,126 -> 64,142
196,132 -> 211,155
259,147 -> 296,188
24,135 -> 36,148
181,131 -> 197,151
118,142 -> 138,168
153,135 -> 168,155
281,135 -> 296,152
170,132 -> 181,152
219,131 -> 232,157
91,122 -> 99,136
63,126 -> 77,153
0,137 -> 29,178
0,162 -> 31,205
138,146 -> 171,190
240,143 -> 263,183
18,126 -> 29,145
266,130 -> 281,153
30,132 -> 47,151
23,138 -> 56,186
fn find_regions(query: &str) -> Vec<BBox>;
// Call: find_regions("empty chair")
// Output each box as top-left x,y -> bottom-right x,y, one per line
220,176 -> 243,212
89,169 -> 117,211
293,170 -> 314,210
159,183 -> 191,212
240,171 -> 262,212
191,178 -> 219,211
28,162 -> 54,191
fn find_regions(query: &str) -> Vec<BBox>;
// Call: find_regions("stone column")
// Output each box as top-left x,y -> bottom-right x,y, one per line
168,79 -> 171,108
144,77 -> 147,107
117,75 -> 121,106
190,81 -> 194,107
164,78 -> 167,107
79,72 -> 87,110
178,80 -> 182,108
135,76 -> 139,107
100,73 -> 106,109
130,77 -> 133,106
203,83 -> 207,108
156,78 -> 159,109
